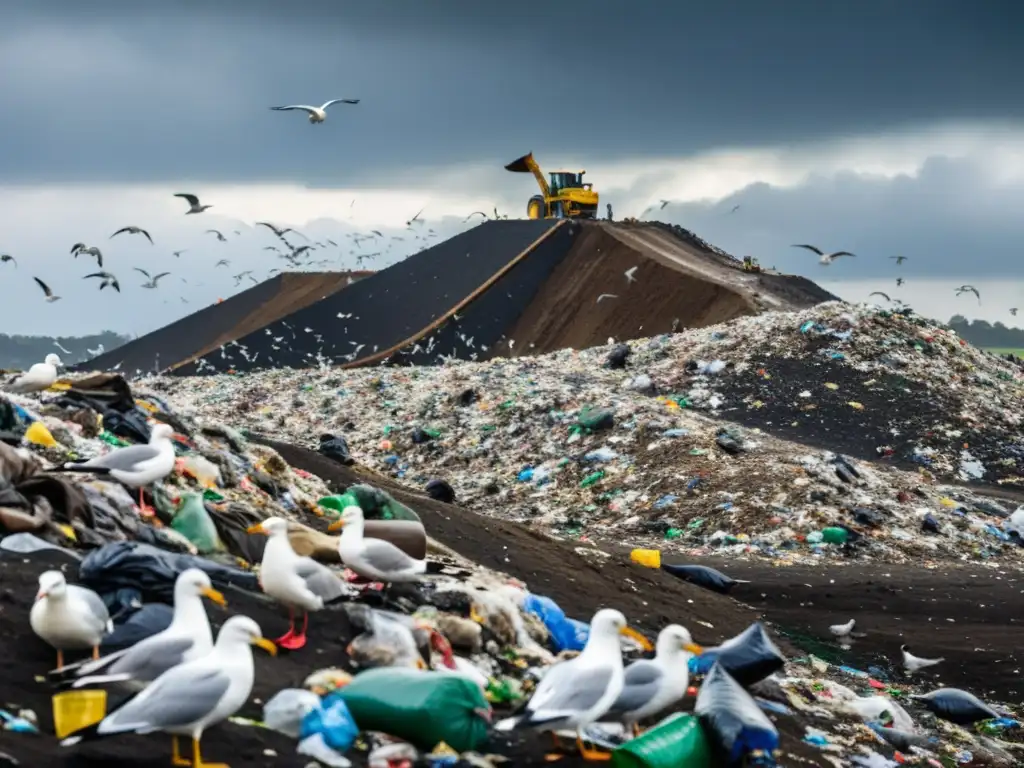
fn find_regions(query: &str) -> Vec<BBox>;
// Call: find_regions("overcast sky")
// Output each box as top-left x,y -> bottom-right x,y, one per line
1,1 -> 1022,338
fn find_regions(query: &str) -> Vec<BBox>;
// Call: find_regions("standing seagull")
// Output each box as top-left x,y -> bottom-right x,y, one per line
31,570 -> 112,669
900,644 -> 944,674
110,226 -> 154,244
7,354 -> 62,393
792,244 -> 856,265
327,505 -> 428,587
34,277 -> 61,302
174,193 -> 212,214
270,99 -> 360,124
134,268 -> 170,289
829,619 -> 856,638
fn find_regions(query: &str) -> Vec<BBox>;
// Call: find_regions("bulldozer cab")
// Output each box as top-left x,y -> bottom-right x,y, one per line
549,171 -> 585,194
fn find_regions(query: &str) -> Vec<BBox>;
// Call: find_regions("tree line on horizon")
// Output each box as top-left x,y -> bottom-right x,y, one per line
0,332 -> 131,371
947,316 -> 1024,350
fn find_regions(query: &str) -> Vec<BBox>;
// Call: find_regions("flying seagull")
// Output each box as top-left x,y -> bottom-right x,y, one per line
1011,308 -> 1018,316
71,243 -> 103,267
172,250 -> 187,258
173,193 -> 212,214
659,200 -> 670,209
728,204 -> 741,214
869,291 -> 891,302
624,266 -> 638,284
270,99 -> 360,124
792,244 -> 856,265
84,272 -> 121,292
34,277 -> 61,302
111,226 -> 153,245
215,259 -> 230,267
463,211 -> 487,222
205,229 -> 227,242
896,278 -> 904,286
0,254 -> 16,267
889,255 -> 908,265
955,285 -> 981,302
255,222 -> 295,238
134,268 -> 170,289
407,207 -> 425,226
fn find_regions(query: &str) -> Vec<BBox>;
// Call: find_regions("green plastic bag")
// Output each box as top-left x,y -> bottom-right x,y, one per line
319,483 -> 421,523
339,667 -> 490,752
577,405 -> 615,432
611,713 -> 712,768
170,493 -> 223,554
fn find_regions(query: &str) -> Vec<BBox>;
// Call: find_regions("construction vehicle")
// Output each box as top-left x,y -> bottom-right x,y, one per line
504,152 -> 599,220
742,256 -> 762,273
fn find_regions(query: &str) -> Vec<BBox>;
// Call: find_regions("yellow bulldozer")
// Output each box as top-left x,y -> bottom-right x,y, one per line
505,152 -> 599,219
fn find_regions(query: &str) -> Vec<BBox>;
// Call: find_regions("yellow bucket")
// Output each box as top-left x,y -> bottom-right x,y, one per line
52,690 -> 107,739
630,548 -> 661,569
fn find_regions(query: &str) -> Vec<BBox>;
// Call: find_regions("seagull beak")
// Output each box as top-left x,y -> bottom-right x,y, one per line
245,524 -> 266,535
252,637 -> 277,656
684,643 -> 704,655
35,590 -> 48,601
620,626 -> 654,652
201,586 -> 227,606
326,518 -> 345,532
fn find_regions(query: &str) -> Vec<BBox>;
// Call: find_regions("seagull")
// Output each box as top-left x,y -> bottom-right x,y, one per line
84,271 -> 121,292
463,211 -> 487,222
956,285 -> 981,302
728,204 -> 741,214
71,243 -> 103,267
829,619 -> 855,638
792,244 -> 856,265
596,293 -> 618,303
896,277 -> 904,286
6,354 -> 62,393
34,277 -> 61,302
134,268 -> 170,289
0,253 -> 16,267
1011,308 -> 1018,316
659,200 -> 670,209
51,569 -> 226,690
111,226 -> 154,244
215,259 -> 230,267
172,250 -> 187,258
30,570 -> 112,669
624,266 -> 638,284
327,505 -> 428,587
270,98 -> 360,123
407,207 -> 425,226
247,517 -> 345,650
59,615 -> 277,768
495,609 -> 652,760
174,193 -> 212,214
605,625 -> 703,736
255,222 -> 295,238
890,256 -> 908,265
60,422 -> 176,514
205,229 -> 227,242
869,291 -> 891,302
900,644 -> 944,674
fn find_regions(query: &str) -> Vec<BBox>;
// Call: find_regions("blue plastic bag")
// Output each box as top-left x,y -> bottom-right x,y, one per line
299,693 -> 359,751
521,593 -> 590,652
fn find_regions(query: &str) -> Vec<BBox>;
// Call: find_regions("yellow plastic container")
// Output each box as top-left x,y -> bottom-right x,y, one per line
24,421 -> 58,448
630,548 -> 661,569
52,690 -> 107,739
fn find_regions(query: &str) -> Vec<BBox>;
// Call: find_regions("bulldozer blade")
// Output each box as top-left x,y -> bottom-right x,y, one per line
504,153 -> 534,173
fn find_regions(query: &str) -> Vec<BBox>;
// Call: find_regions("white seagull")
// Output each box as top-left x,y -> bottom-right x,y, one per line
624,266 -> 638,284
134,268 -> 170,289
792,243 -> 856,265
829,619 -> 856,638
30,570 -> 112,669
174,193 -> 212,214
34,277 -> 61,303
59,615 -> 276,768
270,99 -> 360,124
7,353 -> 62,393
901,644 -> 944,674
327,504 -> 428,586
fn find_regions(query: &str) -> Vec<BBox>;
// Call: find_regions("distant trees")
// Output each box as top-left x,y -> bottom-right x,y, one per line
947,316 -> 1024,349
0,332 -> 130,370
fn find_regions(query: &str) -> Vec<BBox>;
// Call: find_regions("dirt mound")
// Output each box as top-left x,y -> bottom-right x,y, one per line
80,272 -> 365,375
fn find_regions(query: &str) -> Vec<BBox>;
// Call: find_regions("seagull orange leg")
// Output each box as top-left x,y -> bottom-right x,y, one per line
277,611 -> 308,650
55,650 -> 64,670
274,608 -> 296,647
191,736 -> 229,768
170,735 -> 191,767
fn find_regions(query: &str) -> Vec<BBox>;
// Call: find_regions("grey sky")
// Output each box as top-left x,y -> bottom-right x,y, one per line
1,1 -> 1021,184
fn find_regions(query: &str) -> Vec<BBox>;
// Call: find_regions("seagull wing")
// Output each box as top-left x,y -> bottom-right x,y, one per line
139,228 -> 153,244
110,228 -> 130,239
792,244 -> 825,256
869,292 -> 891,301
320,99 -> 360,109
830,251 -> 856,258
71,243 -> 85,254
271,105 -> 317,114
133,267 -> 152,279
152,272 -> 170,284
205,229 -> 223,238
84,272 -> 109,280
33,277 -> 53,297
174,193 -> 200,206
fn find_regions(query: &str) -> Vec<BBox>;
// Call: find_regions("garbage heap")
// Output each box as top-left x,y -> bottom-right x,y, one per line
150,302 -> 1024,567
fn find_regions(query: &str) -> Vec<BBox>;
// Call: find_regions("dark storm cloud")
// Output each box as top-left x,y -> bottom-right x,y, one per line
655,154 -> 1024,279
2,0 -> 1022,184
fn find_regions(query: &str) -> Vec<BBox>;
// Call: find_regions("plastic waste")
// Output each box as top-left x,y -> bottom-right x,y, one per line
345,604 -> 425,670
605,344 -> 630,369
297,734 -> 352,768
911,688 -> 1001,725
340,667 -> 491,753
170,493 -> 223,554
325,483 -> 421,523
264,688 -> 323,738
424,478 -> 455,504
661,563 -> 744,594
102,603 -> 174,651
611,712 -> 712,768
630,549 -> 661,569
690,623 -> 785,687
299,692 -> 359,752
577,406 -> 615,431
0,532 -> 79,558
694,663 -> 779,766
23,421 -> 57,448
584,446 -> 618,463
318,433 -> 354,466
821,527 -> 849,544
178,455 -> 221,488
521,593 -> 590,652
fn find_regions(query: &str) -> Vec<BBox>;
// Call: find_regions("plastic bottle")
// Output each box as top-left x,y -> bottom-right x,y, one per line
821,527 -> 849,544
580,471 -> 605,488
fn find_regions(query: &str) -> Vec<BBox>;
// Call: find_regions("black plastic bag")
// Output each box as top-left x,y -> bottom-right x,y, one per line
425,478 -> 455,504
605,344 -> 630,369
695,663 -> 779,766
691,622 -> 785,687
103,604 -> 174,650
78,541 -> 258,602
661,563 -> 744,594
318,434 -> 354,466
911,688 -> 1001,725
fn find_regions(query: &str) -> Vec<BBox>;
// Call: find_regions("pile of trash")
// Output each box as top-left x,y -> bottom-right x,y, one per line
148,302 -> 1024,566
0,369 -> 1020,766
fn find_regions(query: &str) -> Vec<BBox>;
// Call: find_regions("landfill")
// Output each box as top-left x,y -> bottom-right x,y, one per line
0,302 -> 1019,767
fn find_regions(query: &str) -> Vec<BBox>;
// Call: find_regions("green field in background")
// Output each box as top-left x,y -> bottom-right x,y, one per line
986,347 -> 1024,357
